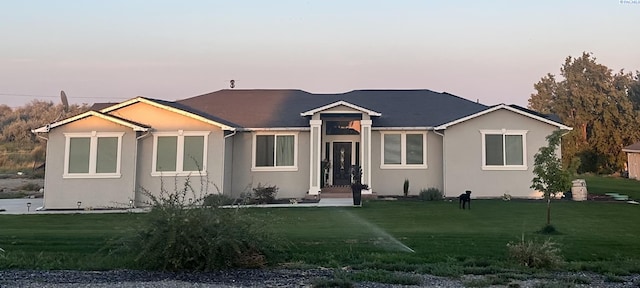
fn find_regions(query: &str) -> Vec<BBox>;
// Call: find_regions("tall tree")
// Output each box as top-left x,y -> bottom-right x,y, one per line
531,130 -> 571,226
528,52 -> 640,174
629,71 -> 640,111
0,100 -> 89,171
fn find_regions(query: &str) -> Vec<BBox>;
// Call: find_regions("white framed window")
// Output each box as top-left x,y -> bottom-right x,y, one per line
152,130 -> 209,176
252,132 -> 298,171
63,131 -> 124,178
481,129 -> 528,170
380,131 -> 427,169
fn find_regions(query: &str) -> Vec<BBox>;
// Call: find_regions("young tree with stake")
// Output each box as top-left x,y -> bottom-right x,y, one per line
531,130 -> 572,226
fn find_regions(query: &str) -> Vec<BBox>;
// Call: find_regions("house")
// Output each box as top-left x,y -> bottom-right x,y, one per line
623,142 -> 640,180
32,89 -> 571,209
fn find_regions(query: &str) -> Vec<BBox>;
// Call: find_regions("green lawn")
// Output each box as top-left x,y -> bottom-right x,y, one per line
580,174 -> 640,199
2,198 -> 639,274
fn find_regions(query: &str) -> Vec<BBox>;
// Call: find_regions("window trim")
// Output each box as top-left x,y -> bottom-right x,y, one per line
380,131 -> 428,169
251,132 -> 299,172
151,130 -> 209,177
480,129 -> 528,170
63,131 -> 124,179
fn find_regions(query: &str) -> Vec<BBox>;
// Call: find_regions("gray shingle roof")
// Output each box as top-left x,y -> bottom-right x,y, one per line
623,142 -> 640,152
177,89 -> 489,128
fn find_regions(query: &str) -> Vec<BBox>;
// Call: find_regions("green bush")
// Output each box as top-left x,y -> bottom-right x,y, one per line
253,183 -> 278,204
507,235 -> 563,269
120,178 -> 281,271
403,179 -> 409,197
419,188 -> 443,201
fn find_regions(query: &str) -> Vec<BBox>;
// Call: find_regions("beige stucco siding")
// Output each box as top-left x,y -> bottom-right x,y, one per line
443,109 -> 560,198
228,131 -> 311,199
108,102 -> 226,205
628,152 -> 640,180
43,117 -> 136,209
370,130 -> 444,196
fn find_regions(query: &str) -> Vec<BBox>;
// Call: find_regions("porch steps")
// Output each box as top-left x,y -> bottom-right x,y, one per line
320,185 -> 351,198
319,185 -> 377,199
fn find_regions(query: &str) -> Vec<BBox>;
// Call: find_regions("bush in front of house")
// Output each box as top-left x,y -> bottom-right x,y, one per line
419,188 -> 443,201
253,183 -> 278,204
120,177 -> 282,271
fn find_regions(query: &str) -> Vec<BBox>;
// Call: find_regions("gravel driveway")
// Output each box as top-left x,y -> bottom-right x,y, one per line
1,269 -> 639,288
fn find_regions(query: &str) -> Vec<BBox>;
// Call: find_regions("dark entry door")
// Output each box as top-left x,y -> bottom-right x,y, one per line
332,142 -> 352,185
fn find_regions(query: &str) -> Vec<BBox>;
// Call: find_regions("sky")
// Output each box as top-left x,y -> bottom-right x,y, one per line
1,0 -> 639,108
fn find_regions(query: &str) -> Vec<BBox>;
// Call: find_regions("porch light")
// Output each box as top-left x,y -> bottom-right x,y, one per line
26,202 -> 31,212
77,201 -> 82,209
129,199 -> 134,208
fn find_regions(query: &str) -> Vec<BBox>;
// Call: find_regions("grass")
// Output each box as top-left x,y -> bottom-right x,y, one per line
580,174 -> 640,199
1,199 -> 639,273
1,175 -> 639,280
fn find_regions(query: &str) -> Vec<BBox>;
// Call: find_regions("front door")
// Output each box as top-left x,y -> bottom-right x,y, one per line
332,142 -> 352,185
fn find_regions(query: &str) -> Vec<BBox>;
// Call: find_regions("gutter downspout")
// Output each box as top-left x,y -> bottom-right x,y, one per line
132,131 -> 151,208
32,131 -> 48,210
433,130 -> 446,197
223,130 -> 237,196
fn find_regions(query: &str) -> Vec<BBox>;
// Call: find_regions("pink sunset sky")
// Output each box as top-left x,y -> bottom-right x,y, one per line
1,0 -> 639,108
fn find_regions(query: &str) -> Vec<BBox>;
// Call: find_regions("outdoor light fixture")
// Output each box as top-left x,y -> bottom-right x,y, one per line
129,199 -> 134,208
27,202 -> 31,212
77,201 -> 82,209
189,198 -> 193,204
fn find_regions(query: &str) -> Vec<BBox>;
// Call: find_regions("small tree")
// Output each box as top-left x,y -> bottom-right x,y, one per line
531,130 -> 572,226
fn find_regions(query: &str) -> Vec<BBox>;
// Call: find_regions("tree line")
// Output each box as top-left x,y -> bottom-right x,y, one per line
528,52 -> 640,174
0,100 -> 89,172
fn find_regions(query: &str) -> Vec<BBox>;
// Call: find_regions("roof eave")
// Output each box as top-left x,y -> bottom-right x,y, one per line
300,100 -> 382,117
101,97 -> 236,131
434,104 -> 572,130
31,111 -> 150,133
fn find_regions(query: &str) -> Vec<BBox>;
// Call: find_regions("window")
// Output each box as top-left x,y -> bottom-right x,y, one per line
326,120 -> 361,135
64,132 -> 124,178
252,133 -> 297,171
152,131 -> 209,176
481,130 -> 527,170
380,132 -> 427,169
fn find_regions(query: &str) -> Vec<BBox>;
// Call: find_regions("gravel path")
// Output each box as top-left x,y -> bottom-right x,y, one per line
1,269 -> 639,287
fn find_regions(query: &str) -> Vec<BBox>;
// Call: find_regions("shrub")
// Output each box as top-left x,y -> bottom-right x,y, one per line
17,182 -> 40,191
253,183 -> 278,204
403,179 -> 409,197
119,177 -> 282,271
419,188 -> 442,201
507,235 -> 563,269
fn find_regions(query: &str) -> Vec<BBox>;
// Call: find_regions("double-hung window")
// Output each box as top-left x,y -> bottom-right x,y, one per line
380,132 -> 427,169
252,133 -> 297,171
64,132 -> 124,178
152,131 -> 209,176
481,129 -> 527,170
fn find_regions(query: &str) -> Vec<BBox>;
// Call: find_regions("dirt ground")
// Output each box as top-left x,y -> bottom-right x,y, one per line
0,176 -> 44,198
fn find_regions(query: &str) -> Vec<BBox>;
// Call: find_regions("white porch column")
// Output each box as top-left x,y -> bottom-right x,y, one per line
308,119 -> 322,195
360,120 -> 372,194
